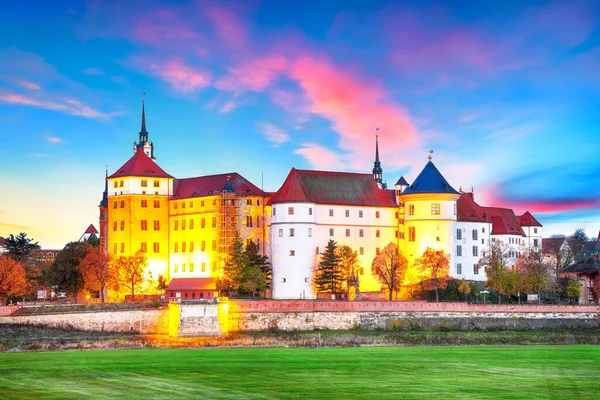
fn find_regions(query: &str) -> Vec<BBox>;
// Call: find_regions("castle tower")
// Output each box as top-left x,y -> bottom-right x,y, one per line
133,98 -> 155,160
99,169 -> 108,254
400,155 -> 460,269
372,133 -> 383,188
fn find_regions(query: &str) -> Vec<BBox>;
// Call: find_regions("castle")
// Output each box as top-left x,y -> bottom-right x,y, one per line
100,103 -> 542,300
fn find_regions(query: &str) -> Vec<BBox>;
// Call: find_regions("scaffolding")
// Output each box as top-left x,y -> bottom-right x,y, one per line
218,187 -> 238,261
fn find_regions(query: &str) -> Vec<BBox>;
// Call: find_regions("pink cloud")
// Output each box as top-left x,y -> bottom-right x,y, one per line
203,4 -> 247,47
294,143 -> 346,171
215,55 -> 288,93
17,80 -> 41,90
219,101 -> 236,114
288,55 -> 416,170
0,91 -> 120,120
149,60 -> 211,92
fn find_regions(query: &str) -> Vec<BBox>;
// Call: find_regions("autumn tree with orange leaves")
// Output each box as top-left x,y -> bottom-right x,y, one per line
0,256 -> 27,305
415,247 -> 451,302
79,248 -> 113,303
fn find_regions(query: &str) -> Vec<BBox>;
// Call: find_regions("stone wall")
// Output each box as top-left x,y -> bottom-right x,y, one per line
0,308 -> 169,334
171,303 -> 224,337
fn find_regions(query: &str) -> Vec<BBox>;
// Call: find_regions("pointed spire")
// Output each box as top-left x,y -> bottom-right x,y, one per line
140,94 -> 148,136
375,132 -> 380,163
372,129 -> 383,186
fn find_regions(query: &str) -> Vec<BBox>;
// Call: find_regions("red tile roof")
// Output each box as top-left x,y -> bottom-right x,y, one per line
173,172 -> 268,199
271,168 -> 397,207
167,278 -> 216,291
542,237 -> 566,254
84,224 -> 98,234
517,211 -> 543,227
457,192 -> 488,222
108,148 -> 173,179
483,207 -> 526,236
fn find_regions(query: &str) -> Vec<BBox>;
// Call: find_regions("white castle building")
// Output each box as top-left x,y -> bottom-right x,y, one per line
269,137 -> 542,299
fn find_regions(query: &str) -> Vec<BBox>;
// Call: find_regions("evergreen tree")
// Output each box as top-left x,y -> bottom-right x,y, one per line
5,232 -> 40,262
246,240 -> 272,291
50,242 -> 91,303
314,240 -> 343,296
217,233 -> 249,296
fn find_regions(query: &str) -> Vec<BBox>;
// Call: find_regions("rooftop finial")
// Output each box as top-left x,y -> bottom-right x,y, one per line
428,149 -> 433,160
375,128 -> 380,162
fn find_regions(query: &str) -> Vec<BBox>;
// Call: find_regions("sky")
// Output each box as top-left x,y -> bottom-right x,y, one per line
0,0 -> 599,248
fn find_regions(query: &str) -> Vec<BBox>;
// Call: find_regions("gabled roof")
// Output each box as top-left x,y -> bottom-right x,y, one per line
271,168 -> 397,207
518,211 -> 543,227
167,278 -> 216,291
173,172 -> 268,199
395,176 -> 409,186
560,256 -> 600,274
402,161 -> 459,195
84,224 -> 98,234
108,148 -> 172,179
542,237 -> 567,254
457,192 -> 489,222
483,207 -> 526,236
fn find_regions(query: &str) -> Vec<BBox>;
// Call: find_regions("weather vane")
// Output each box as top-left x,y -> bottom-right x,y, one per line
428,150 -> 433,160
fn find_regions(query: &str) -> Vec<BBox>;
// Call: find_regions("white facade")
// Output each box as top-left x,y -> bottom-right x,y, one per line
454,221 -> 492,281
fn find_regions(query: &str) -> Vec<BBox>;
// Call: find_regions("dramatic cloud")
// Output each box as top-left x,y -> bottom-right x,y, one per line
215,55 -> 288,93
294,143 -> 347,171
202,4 -> 248,47
260,123 -> 290,146
148,60 -> 211,92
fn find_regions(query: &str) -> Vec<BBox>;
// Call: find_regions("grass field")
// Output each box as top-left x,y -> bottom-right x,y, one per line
1,345 -> 599,399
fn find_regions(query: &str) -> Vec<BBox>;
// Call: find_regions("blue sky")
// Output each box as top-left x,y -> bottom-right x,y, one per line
0,0 -> 599,248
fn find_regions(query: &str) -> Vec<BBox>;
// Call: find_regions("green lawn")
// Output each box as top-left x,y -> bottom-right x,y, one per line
1,346 -> 599,399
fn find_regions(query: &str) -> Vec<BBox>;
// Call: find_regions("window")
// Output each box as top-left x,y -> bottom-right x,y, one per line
174,243 -> 179,253
395,212 -> 399,219
408,204 -> 415,215
273,208 -> 276,216
456,245 -> 462,257
472,229 -> 478,241
113,221 -> 117,231
201,241 -> 206,251
141,220 -> 147,230
181,220 -> 186,230
141,200 -> 147,207
290,250 -> 295,256
201,218 -> 206,228
113,201 -> 117,209
246,216 -> 253,227
140,242 -> 147,252
141,180 -> 147,187
257,216 -> 260,228
454,204 -> 457,215
182,263 -> 186,273
119,180 -> 124,187
346,229 -> 350,237
308,228 -> 313,237
457,263 -> 462,275
472,246 -> 478,257
182,202 -> 185,209
174,220 -> 179,230
113,181 -> 118,188
190,219 -> 194,229
154,199 -> 160,208
329,228 -> 334,237
474,265 -> 479,275
120,243 -> 125,253
359,229 -> 364,237
360,268 -> 364,275
376,229 -> 380,238
174,203 -> 178,209
309,208 -> 313,215
213,199 -> 216,206
174,264 -> 178,273
456,229 -> 462,240
212,217 -> 216,228
247,199 -> 252,205
212,261 -> 217,272
154,220 -> 160,230
120,221 -> 124,230
376,247 -> 380,255
482,239 -> 484,244
120,200 -> 125,208
399,218 -> 405,225
409,226 -> 416,242
153,242 -> 160,253
329,209 -> 334,217
189,263 -> 194,273
289,228 -> 295,237
399,232 -> 405,239
153,180 -> 160,188
288,207 -> 294,215
482,227 -> 485,233
201,200 -> 205,207
359,210 -> 363,218
345,210 -> 350,217
278,229 -> 283,237
359,247 -> 364,255
281,278 -> 286,283
316,247 -> 319,254
189,201 -> 193,208
375,211 -> 380,218
114,243 -> 117,253
182,242 -> 186,253
431,203 -> 440,215
202,262 -> 206,272
534,239 -> 539,248
534,227 -> 538,234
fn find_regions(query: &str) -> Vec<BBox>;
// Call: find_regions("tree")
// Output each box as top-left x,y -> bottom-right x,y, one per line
86,234 -> 100,247
415,247 -> 450,302
371,242 -> 409,301
0,256 -> 27,305
458,279 -> 471,302
517,249 -> 554,304
479,241 -> 512,304
546,235 -> 572,276
567,228 -> 588,263
217,233 -> 249,296
79,248 -> 112,303
246,239 -> 271,293
112,250 -> 148,302
50,242 -> 91,303
336,245 -> 359,290
314,240 -> 343,296
157,275 -> 168,292
566,279 -> 581,304
5,232 -> 40,262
